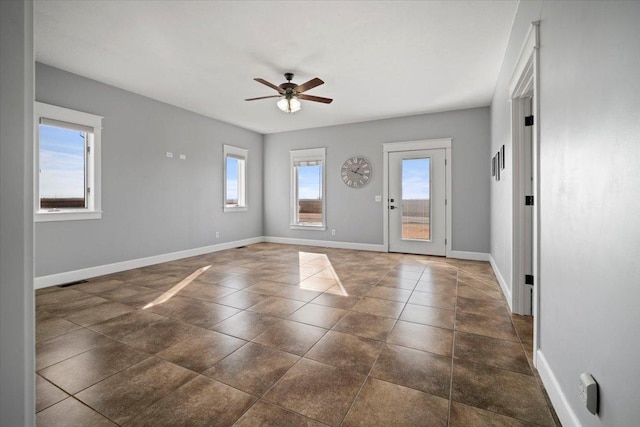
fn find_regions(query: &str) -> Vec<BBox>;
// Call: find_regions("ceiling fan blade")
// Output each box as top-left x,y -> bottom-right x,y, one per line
294,78 -> 324,93
299,94 -> 333,104
245,95 -> 281,101
254,78 -> 284,93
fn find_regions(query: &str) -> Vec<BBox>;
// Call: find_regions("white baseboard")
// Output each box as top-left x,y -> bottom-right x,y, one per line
34,236 -> 264,289
450,251 -> 490,261
537,350 -> 581,427
489,254 -> 512,312
33,238 -> 499,290
263,236 -> 386,253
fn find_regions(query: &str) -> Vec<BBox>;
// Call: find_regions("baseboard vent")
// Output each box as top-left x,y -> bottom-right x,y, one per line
57,280 -> 88,288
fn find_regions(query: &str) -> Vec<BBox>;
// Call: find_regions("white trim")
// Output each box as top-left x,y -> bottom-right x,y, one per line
289,225 -> 327,231
34,210 -> 103,222
450,251 -> 490,261
383,138 -> 452,152
509,22 -> 539,97
508,21 -> 541,363
490,254 -> 513,312
445,146 -> 452,258
264,236 -> 385,253
34,237 -> 493,289
537,351 -> 582,427
290,147 -> 326,229
382,138 -> 452,257
34,236 -> 263,289
34,101 -> 103,222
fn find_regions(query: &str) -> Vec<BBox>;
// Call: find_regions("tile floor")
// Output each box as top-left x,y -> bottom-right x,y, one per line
35,243 -> 560,426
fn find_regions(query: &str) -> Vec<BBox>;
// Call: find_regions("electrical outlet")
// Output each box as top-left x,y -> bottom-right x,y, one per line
579,372 -> 598,415
179,154 -> 186,160
215,231 -> 220,239
166,152 -> 173,158
331,229 -> 336,236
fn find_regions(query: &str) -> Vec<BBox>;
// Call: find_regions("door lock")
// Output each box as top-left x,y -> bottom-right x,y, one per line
389,206 -> 397,210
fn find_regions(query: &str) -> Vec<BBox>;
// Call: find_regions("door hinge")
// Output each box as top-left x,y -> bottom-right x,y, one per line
445,238 -> 447,245
525,195 -> 534,206
445,198 -> 447,206
87,145 -> 91,154
525,274 -> 534,285
87,187 -> 91,195
445,159 -> 447,166
525,115 -> 534,126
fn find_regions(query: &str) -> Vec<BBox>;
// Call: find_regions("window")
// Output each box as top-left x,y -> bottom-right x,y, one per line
290,147 -> 326,229
35,102 -> 103,222
223,145 -> 247,212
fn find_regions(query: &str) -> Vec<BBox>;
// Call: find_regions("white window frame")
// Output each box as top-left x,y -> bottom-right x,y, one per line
34,102 -> 103,222
290,147 -> 326,230
223,144 -> 248,212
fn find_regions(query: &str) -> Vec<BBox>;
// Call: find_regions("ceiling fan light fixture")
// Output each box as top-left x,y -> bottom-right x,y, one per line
277,96 -> 301,113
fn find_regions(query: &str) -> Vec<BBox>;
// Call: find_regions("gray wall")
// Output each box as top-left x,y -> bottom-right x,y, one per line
0,0 -> 35,425
264,107 -> 491,253
491,1 -> 640,425
35,64 -> 264,277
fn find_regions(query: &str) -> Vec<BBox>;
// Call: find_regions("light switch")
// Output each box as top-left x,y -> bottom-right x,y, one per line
179,154 -> 186,160
166,152 -> 173,158
375,195 -> 382,202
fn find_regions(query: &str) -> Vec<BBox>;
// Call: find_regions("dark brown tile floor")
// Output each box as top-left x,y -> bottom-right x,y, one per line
35,243 -> 561,426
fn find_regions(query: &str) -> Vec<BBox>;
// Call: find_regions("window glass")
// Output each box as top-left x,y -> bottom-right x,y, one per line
39,124 -> 88,209
223,145 -> 247,211
401,157 -> 430,240
296,163 -> 323,225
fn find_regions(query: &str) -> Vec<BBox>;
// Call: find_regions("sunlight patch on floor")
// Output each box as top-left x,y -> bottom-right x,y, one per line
298,252 -> 348,296
143,265 -> 211,309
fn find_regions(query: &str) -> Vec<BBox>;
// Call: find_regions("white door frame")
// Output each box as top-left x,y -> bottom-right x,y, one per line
382,139 -> 452,257
509,21 -> 540,363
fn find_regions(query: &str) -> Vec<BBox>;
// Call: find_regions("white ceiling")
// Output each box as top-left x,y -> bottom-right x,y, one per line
35,1 -> 518,135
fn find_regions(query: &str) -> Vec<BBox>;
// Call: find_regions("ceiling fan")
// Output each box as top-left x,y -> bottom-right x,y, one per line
245,73 -> 333,113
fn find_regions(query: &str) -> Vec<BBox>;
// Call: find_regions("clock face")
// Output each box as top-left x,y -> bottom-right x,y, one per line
341,156 -> 371,188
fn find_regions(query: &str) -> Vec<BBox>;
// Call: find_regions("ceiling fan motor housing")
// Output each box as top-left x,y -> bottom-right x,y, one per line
279,73 -> 297,93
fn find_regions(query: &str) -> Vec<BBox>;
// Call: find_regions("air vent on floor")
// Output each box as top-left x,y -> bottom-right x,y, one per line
57,280 -> 88,288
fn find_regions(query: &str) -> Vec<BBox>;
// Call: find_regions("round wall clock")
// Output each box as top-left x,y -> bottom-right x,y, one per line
340,156 -> 371,188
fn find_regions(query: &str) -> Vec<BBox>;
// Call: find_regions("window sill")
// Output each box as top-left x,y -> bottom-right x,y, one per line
290,224 -> 327,231
35,210 -> 102,222
223,206 -> 248,213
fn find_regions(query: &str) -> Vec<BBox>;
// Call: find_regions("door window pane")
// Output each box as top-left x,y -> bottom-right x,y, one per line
401,158 -> 430,240
39,124 -> 87,209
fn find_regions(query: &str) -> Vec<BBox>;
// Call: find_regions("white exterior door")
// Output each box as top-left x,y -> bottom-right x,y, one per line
388,149 -> 446,255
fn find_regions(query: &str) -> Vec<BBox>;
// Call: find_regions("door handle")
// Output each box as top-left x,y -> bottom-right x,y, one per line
389,206 -> 397,210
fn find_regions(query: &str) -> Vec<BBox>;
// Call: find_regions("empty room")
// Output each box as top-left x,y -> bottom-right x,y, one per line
1,1 -> 639,426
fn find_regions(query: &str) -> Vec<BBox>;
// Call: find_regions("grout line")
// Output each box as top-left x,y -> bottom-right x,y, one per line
38,245 -> 545,426
447,267 -> 460,427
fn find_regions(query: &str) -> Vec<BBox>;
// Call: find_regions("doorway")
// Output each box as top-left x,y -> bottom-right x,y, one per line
383,139 -> 452,257
388,149 -> 446,255
509,21 -> 540,363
